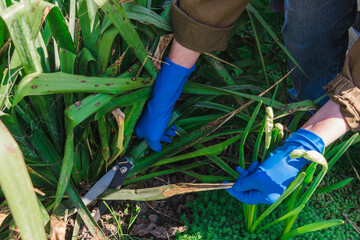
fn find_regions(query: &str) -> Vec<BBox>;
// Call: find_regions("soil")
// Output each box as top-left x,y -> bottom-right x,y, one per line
72,173 -> 198,240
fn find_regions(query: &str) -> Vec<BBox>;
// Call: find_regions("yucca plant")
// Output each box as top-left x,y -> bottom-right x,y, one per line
0,0 -> 356,239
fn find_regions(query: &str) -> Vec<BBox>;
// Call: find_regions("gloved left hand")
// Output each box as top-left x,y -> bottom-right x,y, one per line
135,57 -> 195,152
226,129 -> 325,205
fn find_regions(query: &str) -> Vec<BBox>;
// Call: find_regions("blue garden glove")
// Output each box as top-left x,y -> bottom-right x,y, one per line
135,57 -> 195,152
226,129 -> 325,205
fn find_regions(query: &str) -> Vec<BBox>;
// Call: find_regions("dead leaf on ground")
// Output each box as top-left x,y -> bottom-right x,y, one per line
131,223 -> 187,239
9,224 -> 20,240
0,206 -> 10,226
50,215 -> 66,240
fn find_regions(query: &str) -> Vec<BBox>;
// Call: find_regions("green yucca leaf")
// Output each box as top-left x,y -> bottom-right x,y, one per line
314,177 -> 353,195
124,161 -> 210,185
65,93 -> 115,129
13,72 -> 154,105
177,126 -> 239,179
100,3 -> 172,35
280,220 -> 344,240
183,81 -> 283,109
257,205 -> 305,233
246,4 -> 305,75
59,48 -> 77,73
98,116 -> 111,161
283,152 -> 329,234
122,3 -> 172,31
95,87 -> 151,120
154,133 -> 245,167
55,131 -> 74,209
66,184 -> 107,238
0,2 -> 42,73
123,101 -> 146,153
94,0 -> 157,78
29,1 -> 75,53
239,101 -> 262,168
328,133 -> 359,170
177,114 -> 223,126
250,172 -> 306,233
0,120 -> 46,240
247,9 -> 269,87
203,55 -> 235,85
274,100 -> 317,119
77,47 -> 99,75
98,26 -> 119,73
14,103 -> 62,174
77,0 -> 101,58
194,102 -> 251,122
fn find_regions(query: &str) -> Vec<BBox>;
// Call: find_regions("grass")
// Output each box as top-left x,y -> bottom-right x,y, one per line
178,159 -> 360,240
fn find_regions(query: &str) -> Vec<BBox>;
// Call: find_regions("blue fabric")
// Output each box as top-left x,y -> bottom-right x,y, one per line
226,129 -> 325,205
135,57 -> 195,152
282,0 -> 356,106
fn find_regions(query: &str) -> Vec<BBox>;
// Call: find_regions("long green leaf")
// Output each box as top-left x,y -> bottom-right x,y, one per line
246,4 -> 305,75
13,72 -> 154,104
0,120 -> 46,240
123,3 -> 172,31
248,10 -> 269,86
94,0 -> 157,78
77,0 -> 101,58
0,2 -> 42,73
66,184 -> 107,239
98,25 -> 119,72
280,220 -> 344,240
250,172 -> 306,233
257,205 -> 305,233
29,1 -> 75,53
54,131 -> 74,209
239,101 -> 262,168
183,81 -> 283,109
65,93 -> 115,128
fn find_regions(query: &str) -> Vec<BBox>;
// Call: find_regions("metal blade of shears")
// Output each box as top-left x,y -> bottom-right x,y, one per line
81,159 -> 134,207
81,110 -> 181,220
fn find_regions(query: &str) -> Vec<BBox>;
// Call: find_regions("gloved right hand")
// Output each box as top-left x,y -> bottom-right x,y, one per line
226,129 -> 325,205
135,57 -> 195,152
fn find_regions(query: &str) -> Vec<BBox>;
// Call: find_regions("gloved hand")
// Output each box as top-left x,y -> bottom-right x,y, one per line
135,57 -> 195,152
226,129 -> 325,205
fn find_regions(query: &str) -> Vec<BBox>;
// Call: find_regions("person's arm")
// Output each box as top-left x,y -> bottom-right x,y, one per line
168,38 -> 200,68
324,39 -> 360,133
136,0 -> 250,151
301,100 -> 350,147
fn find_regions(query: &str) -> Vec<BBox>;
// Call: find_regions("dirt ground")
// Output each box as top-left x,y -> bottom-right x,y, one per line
72,173 -> 197,239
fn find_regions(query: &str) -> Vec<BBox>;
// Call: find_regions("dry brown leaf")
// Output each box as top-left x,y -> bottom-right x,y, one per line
106,108 -> 125,168
9,224 -> 20,240
0,206 -> 10,226
50,215 -> 66,240
152,34 -> 174,71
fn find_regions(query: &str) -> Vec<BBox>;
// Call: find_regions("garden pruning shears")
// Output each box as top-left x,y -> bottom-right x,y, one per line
80,111 -> 181,221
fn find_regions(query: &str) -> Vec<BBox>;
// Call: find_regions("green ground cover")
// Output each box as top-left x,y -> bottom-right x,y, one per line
178,157 -> 360,240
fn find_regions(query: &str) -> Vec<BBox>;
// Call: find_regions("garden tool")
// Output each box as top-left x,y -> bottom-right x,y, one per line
80,111 -> 181,221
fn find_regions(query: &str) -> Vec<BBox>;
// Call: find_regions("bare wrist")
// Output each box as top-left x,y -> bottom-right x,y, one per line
168,38 -> 201,69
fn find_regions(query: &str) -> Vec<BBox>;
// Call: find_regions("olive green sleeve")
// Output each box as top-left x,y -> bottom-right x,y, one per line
324,39 -> 360,132
170,0 -> 249,52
